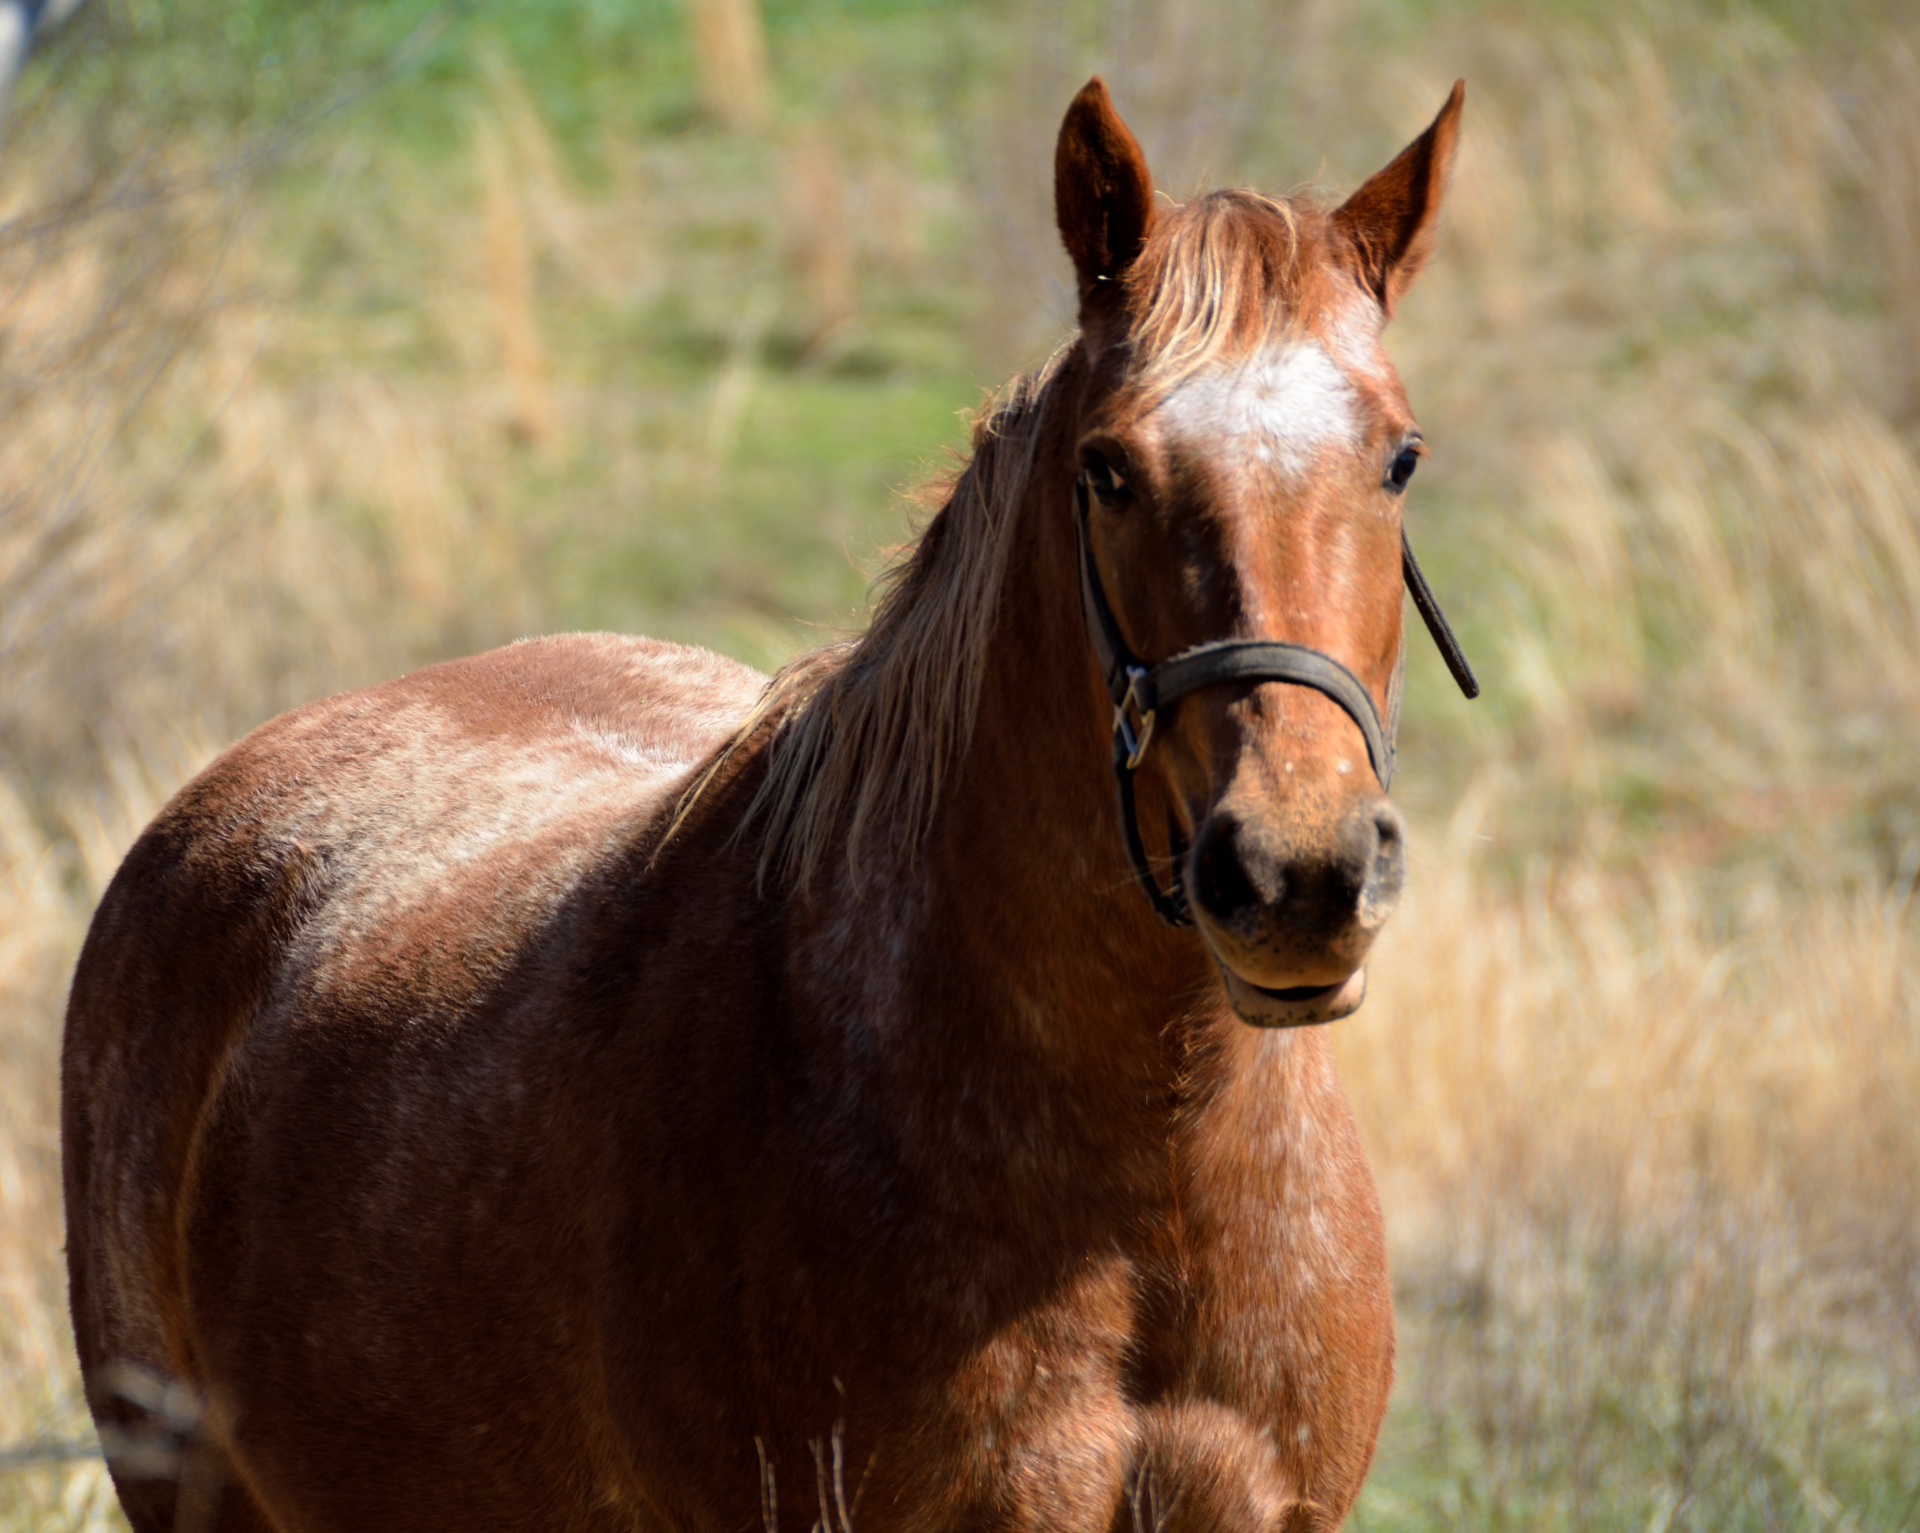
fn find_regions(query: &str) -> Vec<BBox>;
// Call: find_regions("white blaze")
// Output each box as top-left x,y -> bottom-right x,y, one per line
1323,299 -> 1390,383
1157,342 -> 1359,479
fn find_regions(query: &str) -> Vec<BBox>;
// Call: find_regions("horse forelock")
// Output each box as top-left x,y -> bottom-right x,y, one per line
1125,189 -> 1351,398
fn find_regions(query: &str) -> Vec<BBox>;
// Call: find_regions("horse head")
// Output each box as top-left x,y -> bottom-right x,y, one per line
1055,78 -> 1469,1028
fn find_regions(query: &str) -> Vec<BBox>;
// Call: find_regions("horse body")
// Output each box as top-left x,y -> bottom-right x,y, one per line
63,636 -> 764,1527
66,80 -> 1466,1531
67,627 -> 1388,1531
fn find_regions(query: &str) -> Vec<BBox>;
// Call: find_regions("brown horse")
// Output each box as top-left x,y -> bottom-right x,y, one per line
63,79 -> 1468,1533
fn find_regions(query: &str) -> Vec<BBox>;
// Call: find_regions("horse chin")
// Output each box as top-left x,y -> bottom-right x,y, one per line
1214,961 -> 1367,1029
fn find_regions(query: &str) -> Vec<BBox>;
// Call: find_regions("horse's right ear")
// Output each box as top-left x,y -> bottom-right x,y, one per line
1055,78 -> 1156,309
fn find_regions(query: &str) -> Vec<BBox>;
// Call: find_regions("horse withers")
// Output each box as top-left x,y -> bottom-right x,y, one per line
63,78 -> 1470,1532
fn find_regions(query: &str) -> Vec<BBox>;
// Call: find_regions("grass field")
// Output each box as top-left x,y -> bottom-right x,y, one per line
2,0 -> 1918,1526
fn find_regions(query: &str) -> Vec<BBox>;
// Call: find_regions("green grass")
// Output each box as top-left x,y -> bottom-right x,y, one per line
538,367 -> 977,665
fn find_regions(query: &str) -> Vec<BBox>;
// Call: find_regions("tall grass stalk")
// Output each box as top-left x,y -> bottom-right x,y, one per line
685,0 -> 771,134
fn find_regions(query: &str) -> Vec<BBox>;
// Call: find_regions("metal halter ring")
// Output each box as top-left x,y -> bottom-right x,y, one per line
1114,666 -> 1156,770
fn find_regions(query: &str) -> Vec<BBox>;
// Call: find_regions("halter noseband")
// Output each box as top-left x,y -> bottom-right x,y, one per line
1074,475 -> 1479,927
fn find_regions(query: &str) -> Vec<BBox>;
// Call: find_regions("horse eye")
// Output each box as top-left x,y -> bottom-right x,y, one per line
1082,453 -> 1131,506
1385,446 -> 1420,493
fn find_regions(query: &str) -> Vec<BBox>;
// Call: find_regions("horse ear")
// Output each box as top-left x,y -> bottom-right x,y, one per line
1055,78 -> 1156,307
1333,80 -> 1465,316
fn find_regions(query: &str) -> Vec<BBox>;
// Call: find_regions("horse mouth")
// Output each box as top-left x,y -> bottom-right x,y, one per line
1252,979 -> 1343,1002
1213,962 -> 1367,1029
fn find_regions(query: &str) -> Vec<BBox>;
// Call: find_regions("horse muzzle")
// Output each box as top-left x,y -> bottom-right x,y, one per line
1188,794 -> 1406,1029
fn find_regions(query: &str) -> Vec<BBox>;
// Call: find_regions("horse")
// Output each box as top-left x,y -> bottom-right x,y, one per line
63,77 -> 1472,1533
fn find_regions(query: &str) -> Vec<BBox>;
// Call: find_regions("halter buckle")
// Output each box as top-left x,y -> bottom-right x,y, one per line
1114,666 -> 1156,771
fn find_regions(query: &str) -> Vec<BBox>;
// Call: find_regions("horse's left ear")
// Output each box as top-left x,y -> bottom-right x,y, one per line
1055,78 -> 1156,309
1333,80 -> 1465,316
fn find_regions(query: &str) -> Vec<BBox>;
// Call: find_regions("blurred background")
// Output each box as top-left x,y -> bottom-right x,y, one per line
1,0 -> 1916,1526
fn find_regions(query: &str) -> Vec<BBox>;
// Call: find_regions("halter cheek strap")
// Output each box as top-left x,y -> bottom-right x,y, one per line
1074,477 -> 1478,927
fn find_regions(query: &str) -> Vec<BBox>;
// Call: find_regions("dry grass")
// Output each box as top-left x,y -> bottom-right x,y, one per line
784,131 -> 856,355
2,1 -> 1918,1527
0,129 -> 541,798
1339,829 -> 1920,1526
685,0 -> 771,134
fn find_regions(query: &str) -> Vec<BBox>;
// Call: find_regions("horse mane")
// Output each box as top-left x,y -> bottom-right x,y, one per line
1128,188 -> 1313,394
693,349 -> 1065,895
703,188 -> 1321,895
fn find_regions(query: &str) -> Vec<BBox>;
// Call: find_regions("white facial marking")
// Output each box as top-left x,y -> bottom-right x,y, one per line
1324,299 -> 1390,382
1157,342 -> 1359,479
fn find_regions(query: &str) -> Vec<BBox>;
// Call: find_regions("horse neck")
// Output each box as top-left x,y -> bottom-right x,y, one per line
914,372 -> 1215,1073
788,352 -> 1315,1232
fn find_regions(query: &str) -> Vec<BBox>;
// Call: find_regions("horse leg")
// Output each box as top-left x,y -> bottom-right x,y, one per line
1114,1401 -> 1318,1533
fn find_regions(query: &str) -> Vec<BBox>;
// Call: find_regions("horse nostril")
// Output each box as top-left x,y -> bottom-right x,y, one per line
1192,817 -> 1265,931
1359,800 -> 1407,920
1371,802 -> 1403,857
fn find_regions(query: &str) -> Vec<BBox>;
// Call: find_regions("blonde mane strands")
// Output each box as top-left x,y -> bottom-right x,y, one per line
1128,189 -> 1312,397
716,190 -> 1319,895
738,351 -> 1066,893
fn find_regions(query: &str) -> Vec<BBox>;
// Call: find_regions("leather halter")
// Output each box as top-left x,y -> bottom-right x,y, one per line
1074,476 -> 1480,927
